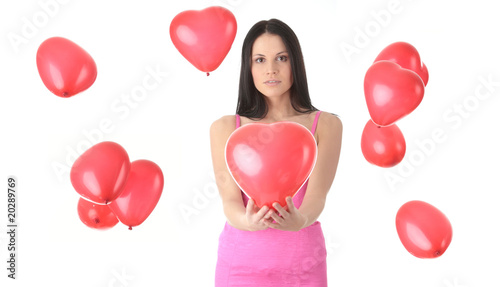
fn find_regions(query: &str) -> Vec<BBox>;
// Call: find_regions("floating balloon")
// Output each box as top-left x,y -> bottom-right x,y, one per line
225,122 -> 317,209
361,119 -> 406,167
364,60 -> 425,126
375,41 -> 429,86
170,6 -> 237,75
396,200 -> 453,258
77,197 -> 118,230
36,37 -> 97,97
70,141 -> 130,205
109,160 -> 164,230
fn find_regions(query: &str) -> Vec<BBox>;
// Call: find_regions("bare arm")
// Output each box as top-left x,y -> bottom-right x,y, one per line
298,113 -> 342,227
210,116 -> 273,231
267,113 -> 343,231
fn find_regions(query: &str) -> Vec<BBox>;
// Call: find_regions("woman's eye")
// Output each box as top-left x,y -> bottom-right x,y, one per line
255,58 -> 264,63
277,56 -> 288,62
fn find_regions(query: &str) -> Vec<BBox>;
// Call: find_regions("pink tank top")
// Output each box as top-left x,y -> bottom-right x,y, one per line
215,111 -> 327,286
235,111 -> 322,208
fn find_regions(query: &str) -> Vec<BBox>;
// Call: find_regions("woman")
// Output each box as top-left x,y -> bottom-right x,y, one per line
210,18 -> 342,286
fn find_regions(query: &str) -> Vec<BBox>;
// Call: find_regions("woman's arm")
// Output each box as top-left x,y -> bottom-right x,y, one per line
210,116 -> 273,231
267,113 -> 343,231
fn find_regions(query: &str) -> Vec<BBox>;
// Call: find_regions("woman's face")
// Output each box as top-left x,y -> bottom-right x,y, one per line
251,33 -> 293,100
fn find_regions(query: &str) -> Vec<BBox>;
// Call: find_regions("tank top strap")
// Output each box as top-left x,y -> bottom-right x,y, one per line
235,114 -> 240,129
311,111 -> 322,134
234,114 -> 248,204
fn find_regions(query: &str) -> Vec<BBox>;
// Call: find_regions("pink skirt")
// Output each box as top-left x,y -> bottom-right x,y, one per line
215,221 -> 327,286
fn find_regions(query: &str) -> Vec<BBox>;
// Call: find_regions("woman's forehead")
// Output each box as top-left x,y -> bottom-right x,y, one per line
252,33 -> 287,56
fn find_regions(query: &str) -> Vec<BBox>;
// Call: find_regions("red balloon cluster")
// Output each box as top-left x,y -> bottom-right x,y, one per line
225,122 -> 317,209
362,42 -> 429,167
396,201 -> 453,258
71,142 -> 164,230
170,6 -> 237,76
36,37 -> 97,98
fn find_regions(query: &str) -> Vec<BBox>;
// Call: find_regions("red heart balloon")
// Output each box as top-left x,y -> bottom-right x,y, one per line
364,60 -> 425,126
361,119 -> 406,167
375,42 -> 429,86
77,197 -> 118,230
396,200 -> 453,258
169,6 -> 237,75
109,160 -> 164,230
70,141 -> 130,204
36,37 -> 97,98
225,122 -> 317,209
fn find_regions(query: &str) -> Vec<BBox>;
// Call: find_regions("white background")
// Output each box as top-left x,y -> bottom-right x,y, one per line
1,0 -> 499,286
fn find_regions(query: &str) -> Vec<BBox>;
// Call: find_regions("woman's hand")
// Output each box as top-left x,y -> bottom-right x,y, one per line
265,197 -> 308,232
245,198 -> 274,231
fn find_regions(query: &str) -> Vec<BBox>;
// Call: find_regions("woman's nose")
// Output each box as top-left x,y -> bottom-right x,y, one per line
266,62 -> 278,75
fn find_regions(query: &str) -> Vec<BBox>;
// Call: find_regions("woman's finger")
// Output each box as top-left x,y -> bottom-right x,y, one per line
272,202 -> 289,219
266,221 -> 282,230
255,204 -> 270,219
261,215 -> 273,224
286,197 -> 296,213
269,212 -> 285,224
246,198 -> 254,213
263,209 -> 274,219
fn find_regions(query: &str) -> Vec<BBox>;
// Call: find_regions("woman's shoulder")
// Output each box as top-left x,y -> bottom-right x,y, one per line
318,111 -> 341,123
210,115 -> 237,137
317,111 -> 342,134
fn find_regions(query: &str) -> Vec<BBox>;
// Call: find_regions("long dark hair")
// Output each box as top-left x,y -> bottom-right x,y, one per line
236,19 -> 318,119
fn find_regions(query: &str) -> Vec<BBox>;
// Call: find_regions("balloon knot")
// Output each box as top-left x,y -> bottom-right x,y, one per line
62,92 -> 69,97
207,72 -> 210,76
128,226 -> 132,230
94,218 -> 100,224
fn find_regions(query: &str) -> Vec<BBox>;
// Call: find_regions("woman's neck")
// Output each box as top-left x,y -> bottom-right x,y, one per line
263,94 -> 302,121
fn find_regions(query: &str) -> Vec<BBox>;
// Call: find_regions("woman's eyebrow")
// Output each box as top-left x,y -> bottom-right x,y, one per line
252,51 -> 288,57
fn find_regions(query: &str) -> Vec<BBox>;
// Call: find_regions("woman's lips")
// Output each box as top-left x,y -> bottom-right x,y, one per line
264,80 -> 281,86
